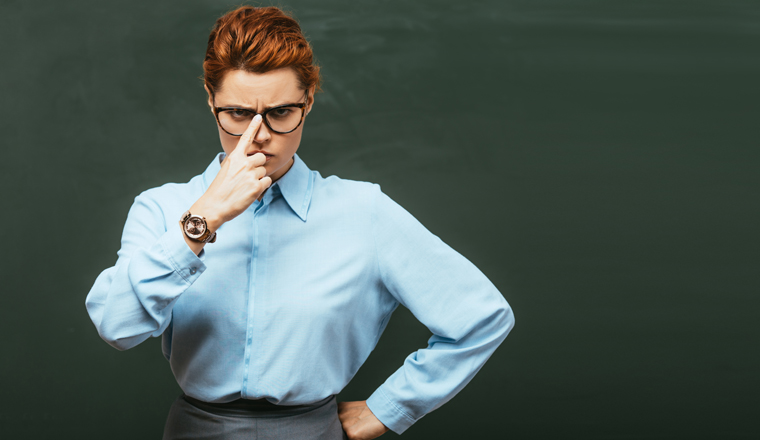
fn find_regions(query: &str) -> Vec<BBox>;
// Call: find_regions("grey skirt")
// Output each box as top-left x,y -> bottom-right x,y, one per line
162,394 -> 348,440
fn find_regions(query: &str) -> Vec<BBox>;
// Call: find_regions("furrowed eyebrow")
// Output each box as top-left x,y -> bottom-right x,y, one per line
217,101 -> 302,112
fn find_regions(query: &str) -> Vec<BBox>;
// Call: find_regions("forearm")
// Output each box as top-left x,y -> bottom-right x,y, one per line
366,298 -> 514,434
87,187 -> 230,348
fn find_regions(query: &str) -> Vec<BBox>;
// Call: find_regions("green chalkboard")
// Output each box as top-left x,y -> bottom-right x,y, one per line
0,0 -> 757,438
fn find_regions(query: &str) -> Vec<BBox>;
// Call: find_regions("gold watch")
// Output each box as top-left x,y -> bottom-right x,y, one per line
179,210 -> 217,243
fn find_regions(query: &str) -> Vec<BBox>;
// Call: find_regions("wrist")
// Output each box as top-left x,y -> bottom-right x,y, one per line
204,214 -> 223,233
180,208 -> 219,244
188,203 -> 224,233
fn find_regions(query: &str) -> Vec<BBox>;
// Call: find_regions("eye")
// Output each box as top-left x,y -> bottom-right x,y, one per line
269,107 -> 294,119
227,109 -> 252,120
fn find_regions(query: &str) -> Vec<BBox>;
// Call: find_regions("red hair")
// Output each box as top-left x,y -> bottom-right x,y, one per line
202,5 -> 321,95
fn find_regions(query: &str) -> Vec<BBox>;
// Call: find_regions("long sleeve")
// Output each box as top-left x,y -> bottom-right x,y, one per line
365,185 -> 515,434
85,191 -> 207,351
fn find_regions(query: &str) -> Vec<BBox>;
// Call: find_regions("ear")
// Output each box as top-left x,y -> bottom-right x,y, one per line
305,85 -> 316,116
204,84 -> 214,113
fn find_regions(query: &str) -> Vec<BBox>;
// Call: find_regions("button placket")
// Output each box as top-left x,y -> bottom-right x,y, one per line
242,200 -> 266,398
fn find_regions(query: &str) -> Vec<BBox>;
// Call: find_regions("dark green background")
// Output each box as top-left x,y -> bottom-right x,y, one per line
1,0 -> 757,438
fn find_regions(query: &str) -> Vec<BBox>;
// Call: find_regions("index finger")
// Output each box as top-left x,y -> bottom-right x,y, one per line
232,114 -> 262,157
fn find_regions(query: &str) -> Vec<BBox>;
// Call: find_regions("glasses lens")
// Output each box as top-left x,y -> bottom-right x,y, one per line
266,106 -> 303,133
218,110 -> 254,135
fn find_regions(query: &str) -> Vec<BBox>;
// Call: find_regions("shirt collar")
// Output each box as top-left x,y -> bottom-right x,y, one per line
201,152 -> 314,222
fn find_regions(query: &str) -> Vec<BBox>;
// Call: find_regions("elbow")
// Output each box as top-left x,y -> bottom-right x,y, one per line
96,318 -> 145,351
504,304 -> 515,336
494,299 -> 515,344
103,335 -> 132,352
99,331 -> 145,352
86,302 -> 134,351
455,296 -> 515,348
97,326 -> 134,351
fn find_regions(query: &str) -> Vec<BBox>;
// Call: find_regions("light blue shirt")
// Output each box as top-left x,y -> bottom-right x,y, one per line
85,152 -> 514,434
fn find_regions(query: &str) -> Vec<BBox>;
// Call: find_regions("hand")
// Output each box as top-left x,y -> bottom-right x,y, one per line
190,114 -> 272,231
337,400 -> 390,440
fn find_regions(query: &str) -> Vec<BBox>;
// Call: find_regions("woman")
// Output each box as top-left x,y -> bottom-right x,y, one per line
85,5 -> 515,440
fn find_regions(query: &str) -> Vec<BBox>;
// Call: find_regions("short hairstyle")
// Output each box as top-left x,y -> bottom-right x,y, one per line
202,5 -> 322,95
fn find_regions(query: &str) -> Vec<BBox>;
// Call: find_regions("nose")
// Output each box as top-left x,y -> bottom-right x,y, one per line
252,115 -> 272,144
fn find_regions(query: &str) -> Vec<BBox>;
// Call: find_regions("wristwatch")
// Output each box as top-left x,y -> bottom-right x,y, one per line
179,210 -> 217,243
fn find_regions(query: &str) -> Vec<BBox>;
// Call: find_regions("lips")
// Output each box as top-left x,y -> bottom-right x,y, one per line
247,151 -> 273,162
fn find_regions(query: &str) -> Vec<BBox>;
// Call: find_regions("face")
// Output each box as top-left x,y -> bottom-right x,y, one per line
205,67 -> 315,182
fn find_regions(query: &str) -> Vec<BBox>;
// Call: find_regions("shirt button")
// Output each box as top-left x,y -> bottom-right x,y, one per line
189,267 -> 197,275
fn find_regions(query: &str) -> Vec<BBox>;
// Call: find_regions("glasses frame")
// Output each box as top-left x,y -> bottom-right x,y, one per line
211,90 -> 309,136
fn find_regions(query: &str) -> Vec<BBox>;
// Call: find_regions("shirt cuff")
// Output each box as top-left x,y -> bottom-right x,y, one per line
366,386 -> 418,435
159,227 -> 207,284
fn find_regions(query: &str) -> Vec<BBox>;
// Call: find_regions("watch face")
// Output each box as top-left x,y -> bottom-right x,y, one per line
185,217 -> 206,238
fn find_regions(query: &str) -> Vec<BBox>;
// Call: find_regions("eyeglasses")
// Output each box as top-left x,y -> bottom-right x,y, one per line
212,90 -> 308,136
